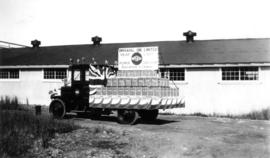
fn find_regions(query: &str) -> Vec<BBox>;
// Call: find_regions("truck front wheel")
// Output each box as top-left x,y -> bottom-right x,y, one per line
49,99 -> 66,119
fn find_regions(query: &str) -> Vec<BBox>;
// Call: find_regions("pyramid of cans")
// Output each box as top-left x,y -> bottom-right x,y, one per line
96,70 -> 179,97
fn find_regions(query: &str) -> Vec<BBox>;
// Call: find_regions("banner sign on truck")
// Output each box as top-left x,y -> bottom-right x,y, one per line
118,46 -> 159,70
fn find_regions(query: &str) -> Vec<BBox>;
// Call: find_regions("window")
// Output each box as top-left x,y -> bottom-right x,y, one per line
222,67 -> 258,81
240,67 -> 259,80
0,69 -> 19,79
160,68 -> 185,81
44,69 -> 67,79
73,70 -> 80,81
222,67 -> 239,80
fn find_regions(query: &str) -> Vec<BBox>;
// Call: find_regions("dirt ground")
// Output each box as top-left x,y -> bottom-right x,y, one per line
73,114 -> 270,158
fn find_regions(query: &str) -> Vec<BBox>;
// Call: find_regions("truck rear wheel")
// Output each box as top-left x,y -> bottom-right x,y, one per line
49,99 -> 66,119
138,109 -> 159,122
117,110 -> 139,125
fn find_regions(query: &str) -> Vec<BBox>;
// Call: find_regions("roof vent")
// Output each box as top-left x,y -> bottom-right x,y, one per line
183,31 -> 197,43
91,36 -> 102,45
31,39 -> 41,48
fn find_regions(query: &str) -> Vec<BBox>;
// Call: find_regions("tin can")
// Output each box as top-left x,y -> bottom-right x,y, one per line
101,87 -> 107,95
124,87 -> 130,95
135,87 -> 142,96
148,88 -> 153,96
142,87 -> 147,96
145,78 -> 151,87
106,78 -> 113,87
130,87 -> 135,95
132,78 -> 138,87
95,87 -> 102,95
138,78 -> 145,87
125,78 -> 132,87
118,87 -> 124,95
151,78 -> 158,87
107,87 -> 112,95
118,78 -> 125,87
112,78 -> 118,87
112,87 -> 117,95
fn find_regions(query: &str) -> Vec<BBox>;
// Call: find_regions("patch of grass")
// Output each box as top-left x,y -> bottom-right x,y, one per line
0,110 -> 79,157
0,97 -> 79,157
0,96 -> 32,111
0,96 -> 20,110
184,108 -> 270,120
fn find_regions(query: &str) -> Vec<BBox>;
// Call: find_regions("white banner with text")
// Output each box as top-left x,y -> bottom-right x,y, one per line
118,46 -> 159,70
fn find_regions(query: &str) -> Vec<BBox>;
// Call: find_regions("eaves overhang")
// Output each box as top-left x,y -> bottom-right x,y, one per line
159,62 -> 270,68
0,65 -> 69,69
1,62 -> 270,69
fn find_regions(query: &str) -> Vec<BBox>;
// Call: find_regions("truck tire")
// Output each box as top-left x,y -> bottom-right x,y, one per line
138,109 -> 159,122
117,110 -> 139,125
49,99 -> 66,119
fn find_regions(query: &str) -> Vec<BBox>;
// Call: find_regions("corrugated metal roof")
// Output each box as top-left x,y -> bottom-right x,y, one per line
0,38 -> 269,67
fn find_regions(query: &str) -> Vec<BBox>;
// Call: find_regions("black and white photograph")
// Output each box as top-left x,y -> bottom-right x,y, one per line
0,0 -> 269,157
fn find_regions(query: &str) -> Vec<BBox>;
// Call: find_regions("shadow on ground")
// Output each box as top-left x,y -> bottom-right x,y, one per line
66,113 -> 178,125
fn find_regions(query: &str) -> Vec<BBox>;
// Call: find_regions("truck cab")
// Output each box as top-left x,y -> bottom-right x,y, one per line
50,63 -> 90,118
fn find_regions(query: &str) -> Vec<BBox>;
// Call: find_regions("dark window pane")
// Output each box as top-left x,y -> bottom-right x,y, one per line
222,67 -> 239,80
160,68 -> 185,81
240,67 -> 258,80
44,69 -> 67,79
222,67 -> 258,81
0,69 -> 19,79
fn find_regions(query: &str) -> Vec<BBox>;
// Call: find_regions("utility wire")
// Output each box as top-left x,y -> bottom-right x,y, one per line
0,40 -> 30,48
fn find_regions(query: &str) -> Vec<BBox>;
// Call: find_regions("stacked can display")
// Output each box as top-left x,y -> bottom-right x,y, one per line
96,70 -> 179,97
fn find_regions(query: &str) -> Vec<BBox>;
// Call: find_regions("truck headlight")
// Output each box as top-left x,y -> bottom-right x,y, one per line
75,89 -> 80,95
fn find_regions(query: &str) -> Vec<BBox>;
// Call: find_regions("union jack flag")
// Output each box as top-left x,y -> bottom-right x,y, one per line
88,64 -> 116,95
88,64 -> 116,79
88,64 -> 116,86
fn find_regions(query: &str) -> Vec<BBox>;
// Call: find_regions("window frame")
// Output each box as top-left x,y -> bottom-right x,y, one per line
160,68 -> 185,81
219,66 -> 261,84
0,69 -> 20,80
221,66 -> 259,81
240,67 -> 259,81
43,68 -> 67,81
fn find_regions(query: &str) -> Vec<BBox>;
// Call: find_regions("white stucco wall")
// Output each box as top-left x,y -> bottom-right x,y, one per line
0,69 -> 64,105
1,67 -> 270,114
167,66 -> 270,115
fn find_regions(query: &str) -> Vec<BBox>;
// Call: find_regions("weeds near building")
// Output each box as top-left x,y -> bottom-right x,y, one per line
0,96 -> 20,110
0,96 -> 79,157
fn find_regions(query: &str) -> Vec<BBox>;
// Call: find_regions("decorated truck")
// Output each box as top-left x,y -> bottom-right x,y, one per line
49,47 -> 185,124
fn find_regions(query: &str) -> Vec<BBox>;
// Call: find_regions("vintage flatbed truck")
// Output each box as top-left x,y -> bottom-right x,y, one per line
49,60 -> 185,124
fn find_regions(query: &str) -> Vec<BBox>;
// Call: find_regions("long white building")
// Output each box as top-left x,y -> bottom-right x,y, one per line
0,35 -> 270,115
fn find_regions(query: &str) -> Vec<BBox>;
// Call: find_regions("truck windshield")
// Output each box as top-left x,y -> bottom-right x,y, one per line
74,70 -> 80,81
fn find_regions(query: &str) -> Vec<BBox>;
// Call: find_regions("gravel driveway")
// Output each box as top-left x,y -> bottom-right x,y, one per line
74,114 -> 270,158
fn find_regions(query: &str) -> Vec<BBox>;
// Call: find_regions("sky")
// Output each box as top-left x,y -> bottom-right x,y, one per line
0,0 -> 270,46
